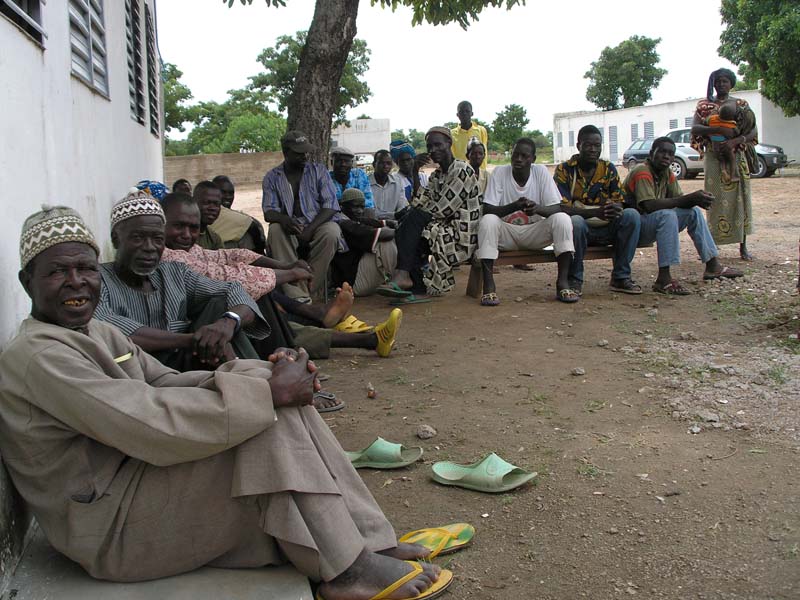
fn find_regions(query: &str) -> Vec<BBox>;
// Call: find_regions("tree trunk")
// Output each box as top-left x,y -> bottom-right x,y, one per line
286,0 -> 360,163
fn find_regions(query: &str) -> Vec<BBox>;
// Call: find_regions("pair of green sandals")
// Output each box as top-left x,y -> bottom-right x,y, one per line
345,437 -> 537,494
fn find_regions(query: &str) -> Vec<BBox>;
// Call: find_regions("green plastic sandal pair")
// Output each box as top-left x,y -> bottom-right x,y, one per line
346,439 -> 536,494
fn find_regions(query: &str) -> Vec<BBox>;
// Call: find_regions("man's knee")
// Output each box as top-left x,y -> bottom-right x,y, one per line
619,208 -> 639,225
478,213 -> 502,235
570,214 -> 588,236
549,211 -> 573,233
652,209 -> 678,229
313,222 -> 341,243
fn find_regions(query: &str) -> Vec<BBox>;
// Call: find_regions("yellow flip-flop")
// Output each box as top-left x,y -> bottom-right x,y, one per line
333,314 -> 373,333
316,561 -> 453,600
399,523 -> 475,558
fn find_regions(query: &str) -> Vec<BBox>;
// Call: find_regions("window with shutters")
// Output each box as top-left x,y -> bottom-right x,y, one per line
684,116 -> 693,127
630,123 -> 639,140
598,127 -> 604,142
568,130 -> 574,147
643,121 -> 654,139
608,126 -> 618,160
144,4 -> 159,136
69,0 -> 109,96
557,132 -> 563,148
1,0 -> 45,44
669,118 -> 678,129
126,0 -> 145,124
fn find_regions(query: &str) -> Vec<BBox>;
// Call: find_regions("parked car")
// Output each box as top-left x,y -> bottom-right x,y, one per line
663,128 -> 791,179
622,136 -> 703,180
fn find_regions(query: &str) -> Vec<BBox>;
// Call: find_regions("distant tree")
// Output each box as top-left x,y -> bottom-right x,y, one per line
249,31 -> 371,127
407,129 -> 426,152
584,36 -> 667,110
186,88 -> 286,154
492,104 -> 529,150
719,0 -> 800,116
230,0 -> 525,160
162,62 -> 195,133
356,114 -> 371,119
391,129 -> 407,142
523,129 -> 552,149
164,138 -> 191,157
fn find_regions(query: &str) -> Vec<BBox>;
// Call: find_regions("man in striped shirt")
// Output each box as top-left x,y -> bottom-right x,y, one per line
262,131 -> 344,301
94,192 -> 269,370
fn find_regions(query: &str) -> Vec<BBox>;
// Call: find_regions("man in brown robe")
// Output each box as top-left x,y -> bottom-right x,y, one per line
0,206 -> 449,599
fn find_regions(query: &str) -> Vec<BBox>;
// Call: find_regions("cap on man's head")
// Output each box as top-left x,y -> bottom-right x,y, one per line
340,188 -> 366,205
111,190 -> 165,230
330,146 -> 355,158
281,130 -> 314,153
20,205 -> 99,269
425,126 -> 453,143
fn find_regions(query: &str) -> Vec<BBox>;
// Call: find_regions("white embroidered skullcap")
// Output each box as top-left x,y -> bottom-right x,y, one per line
110,190 -> 165,229
20,205 -> 99,268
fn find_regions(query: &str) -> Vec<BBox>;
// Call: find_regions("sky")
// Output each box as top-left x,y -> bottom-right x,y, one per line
156,0 -> 739,137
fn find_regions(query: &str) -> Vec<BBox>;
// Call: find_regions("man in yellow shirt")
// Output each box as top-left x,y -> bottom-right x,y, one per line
451,101 -> 488,170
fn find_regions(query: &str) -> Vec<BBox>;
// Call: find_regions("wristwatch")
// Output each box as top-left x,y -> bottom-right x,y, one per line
221,311 -> 242,335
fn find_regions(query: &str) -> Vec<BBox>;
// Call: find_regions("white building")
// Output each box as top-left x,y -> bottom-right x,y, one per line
0,0 -> 163,348
553,90 -> 800,164
1,0 -> 163,583
331,118 -> 391,154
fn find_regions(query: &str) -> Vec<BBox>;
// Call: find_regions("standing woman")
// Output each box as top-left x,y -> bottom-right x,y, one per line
691,68 -> 758,260
466,137 -> 489,194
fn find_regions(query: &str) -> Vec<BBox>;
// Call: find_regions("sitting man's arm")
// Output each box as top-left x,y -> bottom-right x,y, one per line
297,168 -> 339,243
480,171 -> 529,219
556,163 -> 623,220
631,170 -> 714,214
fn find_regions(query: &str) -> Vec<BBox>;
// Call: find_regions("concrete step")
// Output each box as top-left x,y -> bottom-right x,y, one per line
6,528 -> 313,600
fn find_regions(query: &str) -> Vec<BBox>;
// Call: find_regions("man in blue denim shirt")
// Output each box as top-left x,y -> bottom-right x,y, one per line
329,146 -> 375,209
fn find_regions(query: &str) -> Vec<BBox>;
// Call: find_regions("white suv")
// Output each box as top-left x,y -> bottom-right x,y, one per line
662,128 -> 704,179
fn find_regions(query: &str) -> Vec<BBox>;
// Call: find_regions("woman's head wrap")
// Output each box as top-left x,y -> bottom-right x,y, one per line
707,68 -> 737,101
20,205 -> 99,269
135,180 -> 169,201
390,140 -> 415,161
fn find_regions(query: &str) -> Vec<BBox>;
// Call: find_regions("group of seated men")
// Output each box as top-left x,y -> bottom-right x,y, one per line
0,99 -> 752,596
236,102 -> 745,308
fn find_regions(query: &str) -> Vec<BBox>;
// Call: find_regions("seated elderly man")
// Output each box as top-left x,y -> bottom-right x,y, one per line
0,205 -> 451,598
382,127 -> 482,297
207,175 -> 268,254
160,192 -> 401,359
623,136 -> 742,295
554,124 -> 642,295
477,137 -> 576,305
94,191 -> 269,370
263,131 -> 344,302
329,146 -> 375,210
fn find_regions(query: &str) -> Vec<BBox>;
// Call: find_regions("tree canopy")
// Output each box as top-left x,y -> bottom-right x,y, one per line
249,31 -> 372,125
162,62 -> 195,133
492,104 -> 529,151
719,0 -> 800,117
584,36 -> 668,111
227,0 -> 526,160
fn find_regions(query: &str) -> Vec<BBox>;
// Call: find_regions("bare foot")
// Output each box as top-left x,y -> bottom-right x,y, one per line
391,270 -> 414,290
318,551 -> 440,600
740,245 -> 754,261
313,393 -> 342,412
379,542 -> 432,561
322,283 -> 355,328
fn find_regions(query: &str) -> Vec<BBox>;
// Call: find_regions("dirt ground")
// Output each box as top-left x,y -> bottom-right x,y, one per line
235,167 -> 799,599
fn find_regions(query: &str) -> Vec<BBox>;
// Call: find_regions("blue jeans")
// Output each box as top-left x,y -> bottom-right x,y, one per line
638,207 -> 719,267
569,208 -> 641,283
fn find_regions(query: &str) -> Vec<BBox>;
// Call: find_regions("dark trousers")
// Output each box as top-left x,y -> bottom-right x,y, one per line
394,207 -> 432,290
153,296 -> 260,371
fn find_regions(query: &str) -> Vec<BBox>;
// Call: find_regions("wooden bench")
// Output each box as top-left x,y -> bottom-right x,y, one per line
466,246 -> 616,298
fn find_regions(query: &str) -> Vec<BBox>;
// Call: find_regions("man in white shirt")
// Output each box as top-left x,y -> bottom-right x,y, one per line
369,150 -> 408,221
476,138 -> 577,304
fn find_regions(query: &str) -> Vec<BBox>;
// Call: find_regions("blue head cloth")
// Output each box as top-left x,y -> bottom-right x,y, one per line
390,140 -> 415,162
135,180 -> 169,201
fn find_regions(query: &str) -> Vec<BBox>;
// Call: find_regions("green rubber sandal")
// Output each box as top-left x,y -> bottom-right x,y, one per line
431,453 -> 537,493
345,437 -> 423,469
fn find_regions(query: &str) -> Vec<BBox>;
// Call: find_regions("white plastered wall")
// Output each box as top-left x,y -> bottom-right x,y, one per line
0,1 -> 163,349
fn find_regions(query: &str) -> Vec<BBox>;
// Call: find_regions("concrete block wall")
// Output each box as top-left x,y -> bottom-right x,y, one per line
164,152 -> 284,189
